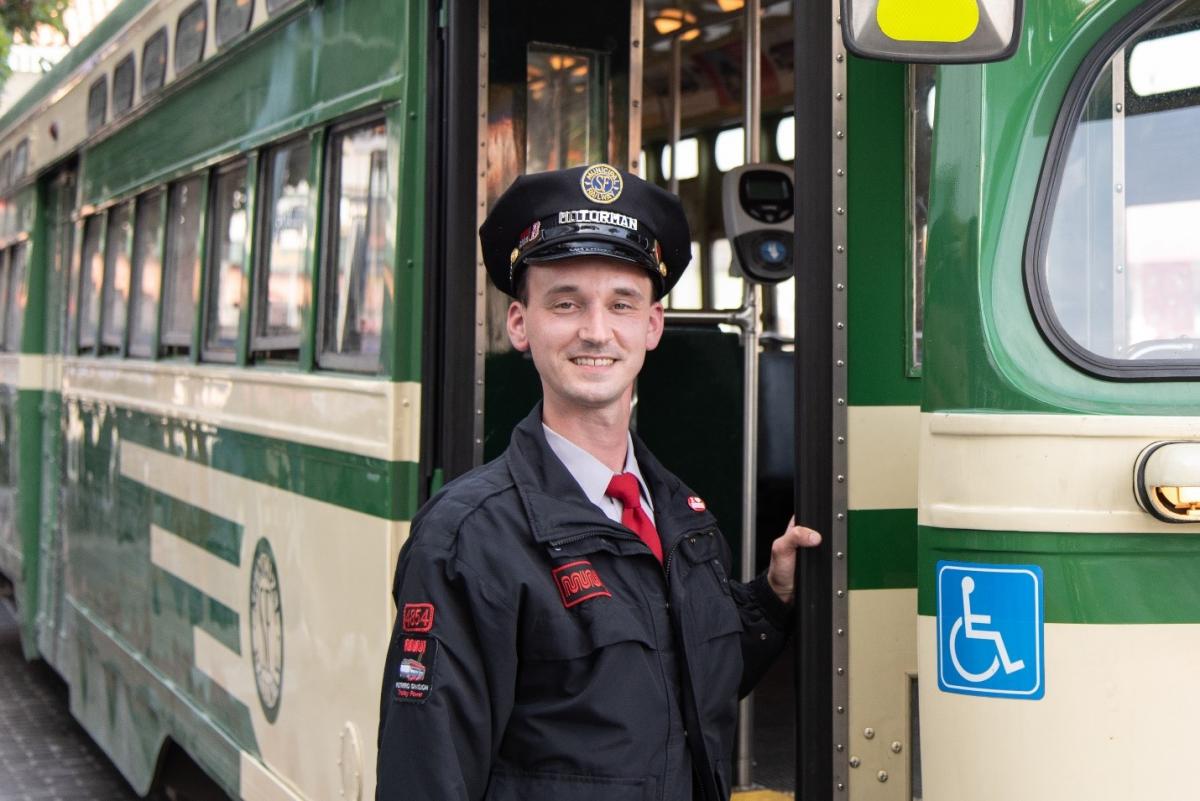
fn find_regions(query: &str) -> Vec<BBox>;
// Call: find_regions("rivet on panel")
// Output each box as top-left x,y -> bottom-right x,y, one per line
837,667 -> 845,675
836,283 -> 845,291
836,245 -> 845,253
835,130 -> 844,139
836,435 -> 846,443
836,53 -> 844,62
836,513 -> 845,521
878,771 -> 889,783
836,322 -> 845,330
836,628 -> 845,636
836,168 -> 845,176
837,783 -> 845,791
836,207 -> 845,215
836,474 -> 845,483
836,551 -> 845,560
891,741 -> 903,754
836,589 -> 845,597
836,743 -> 844,752
864,728 -> 875,739
836,706 -> 845,714
836,361 -> 845,369
835,91 -> 844,100
836,397 -> 845,406
1115,102 -> 1123,113
849,756 -> 860,768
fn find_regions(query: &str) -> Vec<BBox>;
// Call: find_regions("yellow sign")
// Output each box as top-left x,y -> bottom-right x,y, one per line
876,0 -> 980,43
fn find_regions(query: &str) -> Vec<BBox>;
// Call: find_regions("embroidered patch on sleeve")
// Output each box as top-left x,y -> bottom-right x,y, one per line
393,635 -> 438,704
552,559 -> 612,608
402,603 -> 435,633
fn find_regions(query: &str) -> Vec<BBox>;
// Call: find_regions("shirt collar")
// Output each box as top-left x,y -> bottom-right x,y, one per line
542,423 -> 654,511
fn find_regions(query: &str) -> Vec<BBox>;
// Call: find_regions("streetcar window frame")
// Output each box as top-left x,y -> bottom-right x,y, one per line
215,0 -> 253,48
0,249 -> 9,350
11,140 -> 28,182
1026,0 -> 1200,380
266,0 -> 301,15
86,77 -> 107,135
77,213 -> 106,353
201,159 -> 250,363
174,1 -> 207,75
112,53 -> 136,118
141,27 -> 169,98
160,174 -> 206,355
100,201 -> 134,354
128,189 -> 166,359
5,242 -> 27,352
0,152 -> 10,191
250,136 -> 313,359
317,115 -> 391,373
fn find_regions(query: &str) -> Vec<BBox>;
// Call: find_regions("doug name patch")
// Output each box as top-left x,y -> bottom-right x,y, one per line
552,559 -> 612,608
393,635 -> 438,704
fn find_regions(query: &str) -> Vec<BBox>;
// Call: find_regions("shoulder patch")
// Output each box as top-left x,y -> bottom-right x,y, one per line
552,559 -> 612,608
393,635 -> 437,704
402,603 -> 435,633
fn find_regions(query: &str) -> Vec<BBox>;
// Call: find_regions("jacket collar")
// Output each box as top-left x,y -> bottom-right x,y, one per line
506,403 -> 720,549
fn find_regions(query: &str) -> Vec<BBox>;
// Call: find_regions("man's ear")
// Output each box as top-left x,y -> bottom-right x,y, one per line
645,300 -> 665,351
507,300 -> 530,352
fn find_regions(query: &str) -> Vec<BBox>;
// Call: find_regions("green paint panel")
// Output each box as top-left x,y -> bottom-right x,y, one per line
923,0 -> 1200,415
101,402 -> 419,521
847,57 -> 921,408
918,526 -> 1200,624
849,508 -> 917,590
152,492 -> 242,565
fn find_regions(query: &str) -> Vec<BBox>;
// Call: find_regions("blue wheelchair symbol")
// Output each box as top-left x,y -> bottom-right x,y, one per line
937,561 -> 1044,699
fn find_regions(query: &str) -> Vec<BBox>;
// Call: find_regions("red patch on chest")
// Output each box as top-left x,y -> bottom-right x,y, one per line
402,603 -> 435,633
552,560 -> 612,608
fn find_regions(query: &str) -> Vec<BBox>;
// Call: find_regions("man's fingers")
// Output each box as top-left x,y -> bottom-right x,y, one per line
786,525 -> 822,548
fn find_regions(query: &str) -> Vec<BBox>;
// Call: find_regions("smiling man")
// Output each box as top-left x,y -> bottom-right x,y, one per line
376,164 -> 821,801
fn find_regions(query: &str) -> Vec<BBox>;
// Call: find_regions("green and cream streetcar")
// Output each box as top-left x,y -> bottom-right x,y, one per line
0,0 -> 1196,799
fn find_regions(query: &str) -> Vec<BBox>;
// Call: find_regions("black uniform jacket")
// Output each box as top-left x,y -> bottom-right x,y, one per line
377,405 -> 792,801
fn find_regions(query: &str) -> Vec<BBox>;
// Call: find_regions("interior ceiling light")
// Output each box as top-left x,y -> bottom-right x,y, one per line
716,0 -> 745,11
653,8 -> 698,35
681,27 -> 702,40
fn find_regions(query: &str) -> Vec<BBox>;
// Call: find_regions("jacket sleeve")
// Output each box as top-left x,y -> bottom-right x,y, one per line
730,572 -> 793,698
376,530 -> 518,801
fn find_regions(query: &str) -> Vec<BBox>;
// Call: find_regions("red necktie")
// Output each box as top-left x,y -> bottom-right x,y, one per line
605,472 -> 663,564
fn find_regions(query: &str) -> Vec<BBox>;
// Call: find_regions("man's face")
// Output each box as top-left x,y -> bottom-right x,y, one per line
506,257 -> 664,418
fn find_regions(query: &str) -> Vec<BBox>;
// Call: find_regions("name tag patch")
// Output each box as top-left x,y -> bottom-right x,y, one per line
393,635 -> 437,704
552,559 -> 612,608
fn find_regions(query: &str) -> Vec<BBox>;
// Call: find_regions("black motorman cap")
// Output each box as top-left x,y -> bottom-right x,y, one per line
479,164 -> 693,298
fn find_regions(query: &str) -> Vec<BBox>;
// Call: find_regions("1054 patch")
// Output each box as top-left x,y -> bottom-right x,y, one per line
402,602 -> 435,633
393,635 -> 438,704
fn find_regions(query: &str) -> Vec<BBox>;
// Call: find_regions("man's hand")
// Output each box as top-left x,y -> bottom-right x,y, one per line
766,516 -> 822,605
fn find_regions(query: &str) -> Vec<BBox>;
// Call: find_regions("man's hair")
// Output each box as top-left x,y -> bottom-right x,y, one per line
514,269 -> 529,306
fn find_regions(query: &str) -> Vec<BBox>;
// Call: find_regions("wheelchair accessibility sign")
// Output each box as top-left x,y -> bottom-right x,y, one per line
937,561 -> 1044,700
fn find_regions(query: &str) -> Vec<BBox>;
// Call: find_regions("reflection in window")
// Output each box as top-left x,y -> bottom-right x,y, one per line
86,77 -> 107,134
715,127 -> 745,173
709,237 -> 744,309
321,121 -> 390,367
526,47 -> 598,172
101,202 -> 133,350
112,54 -> 135,116
204,163 -> 248,357
128,191 -> 164,357
636,149 -> 648,179
776,116 -> 795,161
78,216 -> 105,350
5,244 -> 26,350
663,241 -> 702,309
661,137 -> 700,181
215,0 -> 253,45
1041,0 -> 1200,365
161,176 -> 204,350
908,64 -> 936,373
255,139 -> 311,351
175,1 -> 207,73
772,277 -> 796,341
12,140 -> 28,181
1130,27 -> 1200,96
142,28 -> 168,96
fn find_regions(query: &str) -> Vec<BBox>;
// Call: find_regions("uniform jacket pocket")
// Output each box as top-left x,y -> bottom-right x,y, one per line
485,770 -> 656,801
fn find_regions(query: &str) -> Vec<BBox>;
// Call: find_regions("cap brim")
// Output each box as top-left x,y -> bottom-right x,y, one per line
523,237 -> 657,272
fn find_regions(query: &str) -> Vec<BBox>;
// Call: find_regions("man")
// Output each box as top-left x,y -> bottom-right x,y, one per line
377,163 -> 821,801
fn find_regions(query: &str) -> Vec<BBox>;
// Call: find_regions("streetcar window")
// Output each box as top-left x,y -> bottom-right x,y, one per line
0,250 -> 9,349
112,54 -> 136,117
908,64 -> 936,375
5,243 -> 27,351
128,190 -> 164,358
215,0 -> 252,47
86,77 -> 107,135
714,127 -> 745,173
142,28 -> 168,97
776,116 -> 795,161
252,138 -> 311,355
78,215 -> 105,351
661,137 -> 700,181
319,119 -> 390,369
663,241 -> 702,310
203,161 -> 248,359
709,237 -> 745,309
161,175 -> 204,353
12,140 -> 28,181
1035,0 -> 1200,373
0,152 -> 9,190
101,202 -> 133,352
175,1 -> 207,74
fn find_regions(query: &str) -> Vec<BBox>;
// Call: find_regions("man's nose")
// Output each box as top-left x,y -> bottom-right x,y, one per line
577,305 -> 612,344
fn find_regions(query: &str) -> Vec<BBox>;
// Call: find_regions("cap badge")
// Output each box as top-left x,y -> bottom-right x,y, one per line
580,164 -> 623,204
518,220 -> 542,249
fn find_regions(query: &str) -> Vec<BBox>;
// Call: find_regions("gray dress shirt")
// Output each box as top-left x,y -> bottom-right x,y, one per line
542,424 -> 656,526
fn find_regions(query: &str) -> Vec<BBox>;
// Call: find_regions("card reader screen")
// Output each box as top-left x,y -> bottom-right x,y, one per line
744,174 -> 791,202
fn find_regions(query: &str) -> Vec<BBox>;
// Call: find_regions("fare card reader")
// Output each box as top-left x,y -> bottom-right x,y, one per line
721,164 -> 795,284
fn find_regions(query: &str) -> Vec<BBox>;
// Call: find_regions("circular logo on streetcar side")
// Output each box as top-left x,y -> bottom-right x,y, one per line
249,537 -> 284,722
580,164 -> 623,204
